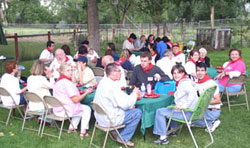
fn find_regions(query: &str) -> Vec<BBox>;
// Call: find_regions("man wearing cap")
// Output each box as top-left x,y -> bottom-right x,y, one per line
73,56 -> 97,87
122,33 -> 139,52
39,40 -> 55,65
172,43 -> 185,65
49,48 -> 74,79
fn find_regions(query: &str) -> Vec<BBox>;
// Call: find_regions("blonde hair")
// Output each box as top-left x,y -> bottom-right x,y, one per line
59,62 -> 72,75
120,49 -> 130,59
30,60 -> 46,75
199,48 -> 207,55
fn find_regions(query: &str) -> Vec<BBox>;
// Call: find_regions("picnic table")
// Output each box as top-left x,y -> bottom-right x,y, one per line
78,86 -> 96,106
207,67 -> 218,79
132,51 -> 141,56
136,94 -> 174,135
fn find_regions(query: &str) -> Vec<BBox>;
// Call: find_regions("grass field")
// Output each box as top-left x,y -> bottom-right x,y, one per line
0,46 -> 250,147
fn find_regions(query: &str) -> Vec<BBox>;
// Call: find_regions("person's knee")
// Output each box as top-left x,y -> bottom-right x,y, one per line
134,109 -> 142,118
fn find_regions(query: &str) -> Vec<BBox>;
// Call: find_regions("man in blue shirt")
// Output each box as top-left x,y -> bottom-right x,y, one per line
156,36 -> 169,59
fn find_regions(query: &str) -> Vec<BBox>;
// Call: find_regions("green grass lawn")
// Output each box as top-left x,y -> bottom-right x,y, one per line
0,48 -> 250,147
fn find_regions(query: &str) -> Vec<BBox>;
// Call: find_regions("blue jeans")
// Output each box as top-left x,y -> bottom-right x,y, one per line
118,109 -> 142,142
19,94 -> 27,105
193,109 -> 221,127
217,81 -> 242,93
153,107 -> 192,136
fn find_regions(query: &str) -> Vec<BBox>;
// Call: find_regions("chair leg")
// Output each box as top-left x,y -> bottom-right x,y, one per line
102,129 -> 110,148
226,89 -> 231,111
21,110 -> 28,131
40,112 -> 48,137
204,118 -> 214,148
89,123 -> 97,148
182,111 -> 198,148
38,114 -> 44,135
244,87 -> 249,111
16,107 -> 24,118
58,120 -> 65,140
6,108 -> 13,126
115,129 -> 128,148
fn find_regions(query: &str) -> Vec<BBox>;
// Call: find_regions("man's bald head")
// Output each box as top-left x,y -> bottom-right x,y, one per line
102,55 -> 114,67
55,48 -> 66,62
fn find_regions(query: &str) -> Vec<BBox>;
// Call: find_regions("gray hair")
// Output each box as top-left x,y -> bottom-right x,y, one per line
164,50 -> 173,57
199,48 -> 207,54
105,63 -> 119,76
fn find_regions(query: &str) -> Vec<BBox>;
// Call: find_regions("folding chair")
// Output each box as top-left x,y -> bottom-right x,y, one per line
221,74 -> 249,111
40,96 -> 76,140
92,67 -> 105,77
22,92 -> 45,135
166,86 -> 217,148
89,102 -> 128,148
0,87 -> 24,126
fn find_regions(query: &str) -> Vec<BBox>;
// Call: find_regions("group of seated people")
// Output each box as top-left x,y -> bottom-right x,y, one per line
0,33 -> 246,146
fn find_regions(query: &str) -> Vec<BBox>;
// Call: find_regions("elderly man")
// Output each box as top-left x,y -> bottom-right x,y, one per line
49,48 -> 74,79
193,62 -> 221,132
156,50 -> 175,79
93,63 -> 141,147
172,43 -> 185,65
39,40 -> 55,65
129,51 -> 170,89
102,55 -> 127,88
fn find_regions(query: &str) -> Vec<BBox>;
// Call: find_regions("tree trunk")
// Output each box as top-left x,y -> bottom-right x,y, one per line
210,6 -> 214,28
87,0 -> 100,54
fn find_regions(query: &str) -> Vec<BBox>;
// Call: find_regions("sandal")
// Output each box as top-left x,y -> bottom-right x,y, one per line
80,132 -> 89,140
116,138 -> 135,147
67,128 -> 77,134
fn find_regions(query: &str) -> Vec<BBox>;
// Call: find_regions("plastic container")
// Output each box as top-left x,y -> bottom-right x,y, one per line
146,83 -> 152,94
140,83 -> 146,97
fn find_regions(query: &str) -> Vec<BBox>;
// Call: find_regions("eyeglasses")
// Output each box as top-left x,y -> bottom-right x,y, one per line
114,69 -> 121,72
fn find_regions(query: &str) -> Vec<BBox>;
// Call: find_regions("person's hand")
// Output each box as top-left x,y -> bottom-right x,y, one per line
154,73 -> 161,81
85,88 -> 93,94
175,105 -> 183,110
214,72 -> 225,80
133,87 -> 141,98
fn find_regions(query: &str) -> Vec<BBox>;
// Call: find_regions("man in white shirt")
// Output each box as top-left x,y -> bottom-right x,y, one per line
49,49 -> 74,79
102,55 -> 127,88
156,50 -> 175,79
39,40 -> 55,65
93,63 -> 141,147
122,33 -> 138,52
172,43 -> 185,65
193,62 -> 221,132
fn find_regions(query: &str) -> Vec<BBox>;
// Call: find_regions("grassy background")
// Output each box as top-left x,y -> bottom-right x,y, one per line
0,44 -> 250,147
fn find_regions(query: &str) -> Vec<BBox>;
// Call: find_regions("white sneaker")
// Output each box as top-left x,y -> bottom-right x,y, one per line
205,120 -> 221,133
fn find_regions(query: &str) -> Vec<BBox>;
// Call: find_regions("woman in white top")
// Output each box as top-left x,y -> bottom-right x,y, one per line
0,61 -> 27,106
185,50 -> 199,81
27,60 -> 55,111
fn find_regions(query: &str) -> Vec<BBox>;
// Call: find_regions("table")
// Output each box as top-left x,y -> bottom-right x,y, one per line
78,86 -> 96,106
136,94 -> 174,135
207,67 -> 218,79
131,51 -> 141,56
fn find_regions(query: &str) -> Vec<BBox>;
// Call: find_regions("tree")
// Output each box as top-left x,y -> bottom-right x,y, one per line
87,0 -> 100,53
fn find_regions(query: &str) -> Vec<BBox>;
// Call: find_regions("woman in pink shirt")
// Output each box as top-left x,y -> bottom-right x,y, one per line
53,62 -> 93,139
215,48 -> 246,93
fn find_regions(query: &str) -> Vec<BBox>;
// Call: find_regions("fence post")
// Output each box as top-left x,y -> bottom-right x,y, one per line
73,29 -> 77,51
48,31 -> 51,41
112,27 -> 115,40
14,33 -> 19,61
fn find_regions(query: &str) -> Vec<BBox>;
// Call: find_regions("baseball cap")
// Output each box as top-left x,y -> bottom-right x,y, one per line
74,56 -> 88,63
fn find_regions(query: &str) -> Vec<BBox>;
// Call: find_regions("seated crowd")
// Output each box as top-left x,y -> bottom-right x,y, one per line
0,33 -> 247,147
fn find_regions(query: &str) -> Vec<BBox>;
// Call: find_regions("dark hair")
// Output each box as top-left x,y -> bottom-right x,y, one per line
190,50 -> 199,57
81,40 -> 89,45
129,33 -> 137,40
171,64 -> 187,75
147,34 -> 155,41
107,43 -> 116,51
46,40 -> 54,48
196,62 -> 207,71
61,44 -> 71,55
162,36 -> 170,43
140,51 -> 152,60
229,48 -> 241,58
155,37 -> 161,43
78,45 -> 88,54
149,43 -> 156,51
4,61 -> 17,74
105,63 -> 119,76
105,49 -> 113,56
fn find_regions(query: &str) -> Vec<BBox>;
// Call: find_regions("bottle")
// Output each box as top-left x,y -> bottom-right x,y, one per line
140,83 -> 146,97
146,83 -> 152,94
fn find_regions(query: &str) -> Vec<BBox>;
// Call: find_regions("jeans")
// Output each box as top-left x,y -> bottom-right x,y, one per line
118,109 -> 142,142
193,109 -> 221,127
217,82 -> 242,93
19,94 -> 27,105
153,107 -> 192,136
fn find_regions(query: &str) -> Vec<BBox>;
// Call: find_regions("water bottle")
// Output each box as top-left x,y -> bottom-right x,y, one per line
140,83 -> 146,97
146,83 -> 152,94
